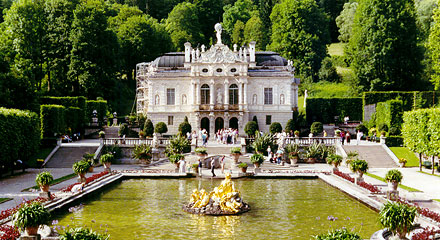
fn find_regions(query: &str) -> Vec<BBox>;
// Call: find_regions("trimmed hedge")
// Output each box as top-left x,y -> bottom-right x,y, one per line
40,104 -> 65,139
375,100 -> 403,132
65,107 -> 81,134
86,100 -> 108,126
41,96 -> 86,126
414,91 -> 440,109
0,108 -> 40,169
306,97 -> 363,124
385,136 -> 404,147
363,91 -> 440,111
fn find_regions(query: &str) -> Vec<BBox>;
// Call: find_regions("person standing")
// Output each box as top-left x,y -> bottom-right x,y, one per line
220,156 -> 225,174
346,131 -> 351,144
267,146 -> 273,162
340,130 -> 345,145
178,158 -> 186,173
198,159 -> 202,177
211,158 -> 216,177
356,130 -> 363,145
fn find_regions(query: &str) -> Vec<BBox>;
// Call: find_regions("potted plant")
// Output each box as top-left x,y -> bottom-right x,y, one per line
399,158 -> 407,168
73,160 -> 90,183
195,147 -> 208,157
385,169 -> 403,191
169,153 -> 184,168
191,163 -> 199,174
83,153 -> 95,172
100,153 -> 114,173
35,171 -> 53,193
237,162 -> 248,173
326,154 -> 343,172
305,143 -> 320,163
12,202 -> 50,236
250,153 -> 264,168
98,131 -> 105,139
285,143 -> 299,165
345,151 -> 359,166
132,144 -> 152,165
349,159 -> 369,183
230,147 -> 241,163
379,201 -> 417,239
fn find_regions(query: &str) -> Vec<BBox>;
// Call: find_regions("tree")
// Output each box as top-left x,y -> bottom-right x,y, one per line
68,0 -> 119,99
428,6 -> 440,90
231,20 -> 245,46
284,119 -> 296,133
155,122 -> 168,134
257,0 -> 275,50
165,2 -> 204,51
415,0 -> 437,39
318,57 -> 341,82
244,121 -> 258,137
269,122 -> 282,134
178,116 -> 192,136
347,0 -> 423,91
193,0 -> 227,45
317,0 -> 348,43
335,2 -> 358,43
143,119 -> 154,137
310,122 -> 323,135
244,15 -> 266,50
269,0 -> 330,80
222,0 -> 256,35
252,116 -> 259,130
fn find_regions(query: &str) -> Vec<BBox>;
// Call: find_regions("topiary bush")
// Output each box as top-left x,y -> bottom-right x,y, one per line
269,122 -> 282,134
143,119 -> 154,137
178,116 -> 192,136
154,122 -> 168,134
310,122 -> 323,135
244,121 -> 258,137
40,104 -> 66,139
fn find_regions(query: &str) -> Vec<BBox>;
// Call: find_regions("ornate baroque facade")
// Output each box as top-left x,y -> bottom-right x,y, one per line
136,25 -> 299,135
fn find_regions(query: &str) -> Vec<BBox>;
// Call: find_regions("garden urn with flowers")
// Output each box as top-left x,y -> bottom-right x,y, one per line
73,160 -> 90,183
385,169 -> 403,192
349,159 -> 369,184
35,171 -> 53,199
326,154 -> 343,173
195,147 -> 208,159
230,147 -> 241,163
100,153 -> 114,173
13,202 -> 50,237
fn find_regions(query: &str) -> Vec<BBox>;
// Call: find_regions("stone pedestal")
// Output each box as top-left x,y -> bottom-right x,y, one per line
91,117 -> 98,126
20,235 -> 41,240
38,191 -> 51,200
112,118 -> 118,126
387,190 -> 399,200
354,177 -> 364,185
254,167 -> 261,174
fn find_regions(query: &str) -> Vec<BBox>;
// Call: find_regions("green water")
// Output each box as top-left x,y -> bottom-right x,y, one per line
54,179 -> 380,239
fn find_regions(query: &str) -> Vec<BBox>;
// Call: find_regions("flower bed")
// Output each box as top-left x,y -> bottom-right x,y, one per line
119,169 -> 178,174
0,225 -> 20,240
261,170 -> 331,174
397,198 -> 440,224
333,170 -> 381,193
0,197 -> 48,222
61,171 -> 109,192
411,227 -> 440,240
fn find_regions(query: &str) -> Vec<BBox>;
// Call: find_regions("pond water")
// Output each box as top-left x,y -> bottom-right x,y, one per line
54,178 -> 380,239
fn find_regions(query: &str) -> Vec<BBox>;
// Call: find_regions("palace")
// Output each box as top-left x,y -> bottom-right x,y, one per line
136,24 -> 299,135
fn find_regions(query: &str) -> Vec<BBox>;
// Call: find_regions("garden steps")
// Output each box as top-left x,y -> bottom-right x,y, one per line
342,145 -> 397,168
44,146 -> 98,168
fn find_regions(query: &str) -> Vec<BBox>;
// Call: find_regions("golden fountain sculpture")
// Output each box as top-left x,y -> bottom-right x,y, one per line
183,172 -> 250,215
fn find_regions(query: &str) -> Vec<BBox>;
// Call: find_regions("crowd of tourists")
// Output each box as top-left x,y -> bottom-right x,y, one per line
215,128 -> 239,144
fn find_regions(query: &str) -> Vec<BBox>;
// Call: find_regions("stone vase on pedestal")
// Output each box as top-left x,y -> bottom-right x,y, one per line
231,153 -> 240,163
387,181 -> 399,191
355,172 -> 364,185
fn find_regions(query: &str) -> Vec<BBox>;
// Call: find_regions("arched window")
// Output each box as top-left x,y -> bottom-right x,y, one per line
201,84 -> 210,104
229,84 -> 239,105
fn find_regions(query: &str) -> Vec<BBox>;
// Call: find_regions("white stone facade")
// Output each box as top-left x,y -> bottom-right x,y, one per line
136,26 -> 299,135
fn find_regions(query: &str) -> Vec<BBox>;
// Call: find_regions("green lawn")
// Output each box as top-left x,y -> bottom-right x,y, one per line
21,173 -> 76,192
365,172 -> 421,192
389,147 -> 420,167
0,198 -> 12,204
328,43 -> 346,56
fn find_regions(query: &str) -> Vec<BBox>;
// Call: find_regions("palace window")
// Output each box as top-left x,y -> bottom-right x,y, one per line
201,84 -> 210,104
167,88 -> 175,105
168,116 -> 173,125
266,115 -> 272,125
229,84 -> 239,105
264,88 -> 273,105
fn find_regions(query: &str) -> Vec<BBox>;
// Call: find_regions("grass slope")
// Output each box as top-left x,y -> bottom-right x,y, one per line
389,147 -> 420,167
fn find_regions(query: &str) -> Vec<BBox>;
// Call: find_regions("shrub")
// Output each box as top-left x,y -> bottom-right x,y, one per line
143,119 -> 154,137
314,228 -> 361,240
244,121 -> 258,137
379,201 -> 417,238
310,122 -> 323,135
41,96 -> 87,128
269,122 -> 282,134
60,227 -> 109,240
306,143 -> 321,159
377,123 -> 389,133
35,172 -> 53,186
318,57 -> 341,82
230,147 -> 241,154
154,122 -> 168,134
12,202 -> 50,229
237,162 -> 248,168
118,123 -> 129,137
385,136 -> 404,147
306,98 -> 363,124
284,119 -> 296,133
65,107 -> 81,134
103,145 -> 122,159
165,134 -> 190,156
40,104 -> 66,138
195,147 -> 207,155
168,153 -> 184,164
252,133 -> 274,154
385,169 -> 403,183
99,153 -> 114,164
132,144 -> 152,160
0,108 -> 40,172
356,124 -> 368,134
250,153 -> 265,164
178,116 -> 192,136
72,160 -> 90,175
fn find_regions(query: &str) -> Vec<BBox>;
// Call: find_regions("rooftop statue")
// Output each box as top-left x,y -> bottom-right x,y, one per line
215,23 -> 222,45
183,172 -> 250,215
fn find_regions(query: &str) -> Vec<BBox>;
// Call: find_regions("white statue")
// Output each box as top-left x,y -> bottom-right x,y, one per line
182,94 -> 187,104
152,132 -> 159,149
304,89 -> 308,108
217,89 -> 222,104
253,94 -> 257,105
155,95 -> 160,105
215,23 -> 222,45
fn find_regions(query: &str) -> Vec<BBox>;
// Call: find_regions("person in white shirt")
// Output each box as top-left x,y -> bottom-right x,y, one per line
356,130 -> 363,145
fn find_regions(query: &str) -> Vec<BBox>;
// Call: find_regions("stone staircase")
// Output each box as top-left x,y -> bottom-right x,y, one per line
104,126 -> 119,138
45,146 -> 98,168
342,145 -> 397,168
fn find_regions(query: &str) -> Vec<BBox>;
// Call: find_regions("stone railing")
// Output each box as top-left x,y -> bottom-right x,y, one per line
103,138 -> 170,146
244,137 -> 340,147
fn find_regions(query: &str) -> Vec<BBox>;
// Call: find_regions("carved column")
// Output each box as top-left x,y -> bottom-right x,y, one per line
224,79 -> 229,110
209,113 -> 215,137
224,112 -> 230,128
238,82 -> 243,110
210,80 -> 215,110
196,81 -> 201,105
243,80 -> 248,110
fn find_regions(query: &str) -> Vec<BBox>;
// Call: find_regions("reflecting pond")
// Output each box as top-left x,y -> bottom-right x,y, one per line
54,178 -> 380,239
